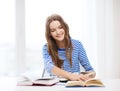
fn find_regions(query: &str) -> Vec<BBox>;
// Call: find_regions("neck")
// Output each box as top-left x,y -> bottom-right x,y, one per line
56,41 -> 65,48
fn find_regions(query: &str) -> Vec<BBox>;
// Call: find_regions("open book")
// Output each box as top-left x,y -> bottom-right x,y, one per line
65,78 -> 104,87
17,69 -> 59,86
17,77 -> 59,86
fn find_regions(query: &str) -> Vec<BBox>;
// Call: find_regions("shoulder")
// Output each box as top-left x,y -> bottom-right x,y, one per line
71,38 -> 82,46
42,43 -> 48,50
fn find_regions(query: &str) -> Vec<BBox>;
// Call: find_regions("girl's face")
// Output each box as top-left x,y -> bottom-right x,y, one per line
49,20 -> 65,42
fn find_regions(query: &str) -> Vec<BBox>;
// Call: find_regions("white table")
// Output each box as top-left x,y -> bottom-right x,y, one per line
0,77 -> 120,91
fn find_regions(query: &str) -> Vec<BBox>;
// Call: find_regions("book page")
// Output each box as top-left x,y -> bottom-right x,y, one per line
65,80 -> 85,87
33,78 -> 59,86
65,78 -> 104,87
85,79 -> 104,87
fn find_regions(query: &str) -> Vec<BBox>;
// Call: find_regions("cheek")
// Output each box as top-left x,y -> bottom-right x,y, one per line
62,29 -> 65,34
50,32 -> 56,37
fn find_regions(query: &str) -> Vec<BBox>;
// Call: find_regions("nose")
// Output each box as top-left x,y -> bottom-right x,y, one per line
56,29 -> 61,34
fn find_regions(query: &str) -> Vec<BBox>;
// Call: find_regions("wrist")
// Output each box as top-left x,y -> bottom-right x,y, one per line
66,72 -> 72,80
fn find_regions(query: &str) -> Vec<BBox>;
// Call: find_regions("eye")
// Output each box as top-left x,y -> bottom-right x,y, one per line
50,29 -> 56,32
59,25 -> 63,29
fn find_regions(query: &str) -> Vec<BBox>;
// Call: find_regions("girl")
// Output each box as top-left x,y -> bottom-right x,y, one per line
42,14 -> 96,81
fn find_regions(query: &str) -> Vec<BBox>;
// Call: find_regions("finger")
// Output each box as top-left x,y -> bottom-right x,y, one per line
79,75 -> 89,81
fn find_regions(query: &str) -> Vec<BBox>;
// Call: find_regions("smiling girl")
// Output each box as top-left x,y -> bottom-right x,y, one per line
42,14 -> 96,81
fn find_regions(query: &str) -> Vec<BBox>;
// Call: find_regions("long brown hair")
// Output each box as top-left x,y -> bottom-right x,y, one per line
45,14 -> 73,68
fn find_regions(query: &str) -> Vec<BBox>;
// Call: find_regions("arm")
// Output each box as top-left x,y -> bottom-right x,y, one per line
78,41 -> 96,80
51,66 -> 82,81
52,66 -> 96,81
78,42 -> 94,71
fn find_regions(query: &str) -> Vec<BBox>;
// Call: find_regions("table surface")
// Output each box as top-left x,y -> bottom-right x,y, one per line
0,77 -> 120,91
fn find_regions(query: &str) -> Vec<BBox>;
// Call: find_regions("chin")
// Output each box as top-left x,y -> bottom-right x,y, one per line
58,37 -> 65,41
55,39 -> 63,42
55,37 -> 64,41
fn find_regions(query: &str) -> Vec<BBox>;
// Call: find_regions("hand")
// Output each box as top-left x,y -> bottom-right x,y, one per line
67,72 -> 94,81
79,71 -> 96,81
68,73 -> 83,81
79,73 -> 90,81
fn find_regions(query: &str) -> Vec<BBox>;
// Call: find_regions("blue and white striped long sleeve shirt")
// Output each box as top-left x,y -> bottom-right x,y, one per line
42,39 -> 94,74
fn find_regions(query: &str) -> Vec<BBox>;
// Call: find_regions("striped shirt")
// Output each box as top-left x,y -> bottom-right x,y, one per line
42,39 -> 94,75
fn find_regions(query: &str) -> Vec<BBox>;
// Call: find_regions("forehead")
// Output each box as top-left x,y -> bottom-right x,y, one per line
49,20 -> 61,29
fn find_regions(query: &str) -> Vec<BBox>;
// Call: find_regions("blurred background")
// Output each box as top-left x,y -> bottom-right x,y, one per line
0,0 -> 120,79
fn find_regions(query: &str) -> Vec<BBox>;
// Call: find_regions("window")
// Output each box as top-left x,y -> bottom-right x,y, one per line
0,0 -> 15,76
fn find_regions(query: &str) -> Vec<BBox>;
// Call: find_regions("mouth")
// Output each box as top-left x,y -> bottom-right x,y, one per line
55,33 -> 64,40
56,34 -> 62,37
56,34 -> 64,38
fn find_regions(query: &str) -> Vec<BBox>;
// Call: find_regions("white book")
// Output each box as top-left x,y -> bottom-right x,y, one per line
17,69 -> 59,86
17,77 -> 59,86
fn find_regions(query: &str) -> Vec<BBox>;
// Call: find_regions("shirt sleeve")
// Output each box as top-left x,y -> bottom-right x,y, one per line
42,44 -> 54,73
78,41 -> 94,71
